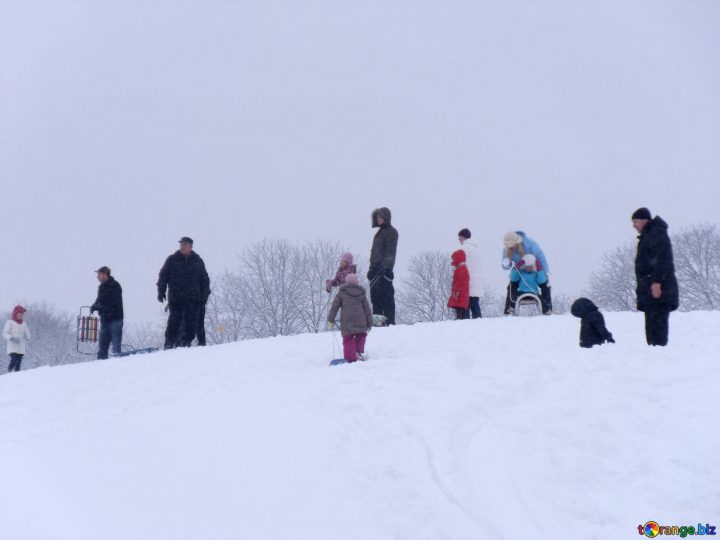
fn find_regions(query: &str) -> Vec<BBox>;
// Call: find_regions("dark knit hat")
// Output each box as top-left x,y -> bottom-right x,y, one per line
458,228 -> 471,239
631,207 -> 652,220
95,266 -> 111,276
178,236 -> 194,245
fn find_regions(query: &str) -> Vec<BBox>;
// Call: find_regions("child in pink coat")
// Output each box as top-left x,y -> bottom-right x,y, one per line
325,252 -> 357,293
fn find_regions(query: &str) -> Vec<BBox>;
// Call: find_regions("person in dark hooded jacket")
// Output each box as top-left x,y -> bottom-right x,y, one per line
368,207 -> 399,325
157,237 -> 211,349
632,208 -> 679,346
571,297 -> 614,348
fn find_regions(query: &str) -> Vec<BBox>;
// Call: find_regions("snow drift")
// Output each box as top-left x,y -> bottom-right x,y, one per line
1,311 -> 718,540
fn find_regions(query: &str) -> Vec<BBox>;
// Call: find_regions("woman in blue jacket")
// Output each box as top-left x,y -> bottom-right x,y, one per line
502,231 -> 552,314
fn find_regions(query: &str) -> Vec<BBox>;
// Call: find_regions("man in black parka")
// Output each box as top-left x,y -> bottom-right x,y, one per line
90,266 -> 124,359
632,208 -> 679,346
157,237 -> 211,349
368,207 -> 399,325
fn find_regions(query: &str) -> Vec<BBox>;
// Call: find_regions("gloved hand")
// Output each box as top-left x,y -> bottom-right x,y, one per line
367,269 -> 375,280
607,336 -> 615,344
10,336 -> 20,344
327,321 -> 335,330
367,326 -> 372,333
89,305 -> 97,314
157,292 -> 166,303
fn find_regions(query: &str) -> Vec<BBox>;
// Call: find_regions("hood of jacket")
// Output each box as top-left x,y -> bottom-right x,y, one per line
571,297 -> 597,318
339,282 -> 367,297
640,216 -> 669,237
371,207 -> 392,228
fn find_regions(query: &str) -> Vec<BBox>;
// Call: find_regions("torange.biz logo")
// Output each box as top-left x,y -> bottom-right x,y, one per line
638,521 -> 716,537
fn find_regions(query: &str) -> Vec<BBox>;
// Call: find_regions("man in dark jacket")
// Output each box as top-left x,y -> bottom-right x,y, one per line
570,297 -> 614,348
90,266 -> 124,359
632,208 -> 679,346
157,237 -> 211,349
368,207 -> 399,325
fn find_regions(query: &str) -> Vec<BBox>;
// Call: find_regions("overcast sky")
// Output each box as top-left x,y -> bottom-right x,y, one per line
1,0 -> 718,326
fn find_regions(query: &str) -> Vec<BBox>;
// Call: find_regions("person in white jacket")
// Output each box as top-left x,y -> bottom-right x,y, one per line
458,228 -> 483,318
3,305 -> 30,372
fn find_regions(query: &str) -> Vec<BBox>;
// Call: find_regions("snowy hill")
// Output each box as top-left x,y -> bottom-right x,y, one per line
1,312 -> 718,540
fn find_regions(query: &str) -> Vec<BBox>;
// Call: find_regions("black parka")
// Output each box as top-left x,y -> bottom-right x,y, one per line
369,207 -> 399,275
571,297 -> 613,348
91,276 -> 124,322
634,216 -> 679,312
157,251 -> 210,304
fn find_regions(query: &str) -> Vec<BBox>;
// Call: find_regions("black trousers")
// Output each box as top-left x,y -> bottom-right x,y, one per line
468,297 -> 482,319
504,282 -> 519,314
165,300 -> 202,349
370,277 -> 395,325
644,308 -> 670,346
8,353 -> 23,372
196,303 -> 207,346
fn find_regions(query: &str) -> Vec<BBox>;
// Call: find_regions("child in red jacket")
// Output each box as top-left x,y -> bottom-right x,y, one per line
448,249 -> 470,319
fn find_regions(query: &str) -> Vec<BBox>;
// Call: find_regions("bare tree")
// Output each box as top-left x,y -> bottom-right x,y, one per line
550,291 -> 573,315
204,239 -> 357,341
293,240 -> 351,333
585,243 -> 638,311
204,270 -> 256,344
397,251 -> 453,323
123,321 -> 165,351
673,223 -> 720,311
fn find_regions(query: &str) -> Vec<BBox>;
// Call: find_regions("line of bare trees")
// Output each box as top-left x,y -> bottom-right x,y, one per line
4,223 -> 718,371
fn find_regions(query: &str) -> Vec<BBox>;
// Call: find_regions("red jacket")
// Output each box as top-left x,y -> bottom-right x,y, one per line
448,250 -> 470,309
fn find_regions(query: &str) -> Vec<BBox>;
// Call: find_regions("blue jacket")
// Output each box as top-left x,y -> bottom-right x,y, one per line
501,231 -> 550,274
510,267 -> 548,294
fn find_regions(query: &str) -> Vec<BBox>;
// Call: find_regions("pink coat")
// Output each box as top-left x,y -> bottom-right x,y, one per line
326,264 -> 357,292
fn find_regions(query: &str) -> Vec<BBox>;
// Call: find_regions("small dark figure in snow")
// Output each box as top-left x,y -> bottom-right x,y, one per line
570,297 -> 615,348
325,252 -> 357,293
447,249 -> 470,320
327,274 -> 373,363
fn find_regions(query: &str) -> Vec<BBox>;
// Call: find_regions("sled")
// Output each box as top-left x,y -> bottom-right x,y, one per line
513,293 -> 543,317
76,306 -> 100,356
116,345 -> 159,357
329,354 -> 367,366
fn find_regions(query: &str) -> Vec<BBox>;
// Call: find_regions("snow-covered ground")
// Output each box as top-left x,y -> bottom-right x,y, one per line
1,311 -> 718,540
